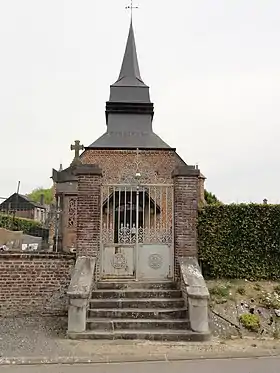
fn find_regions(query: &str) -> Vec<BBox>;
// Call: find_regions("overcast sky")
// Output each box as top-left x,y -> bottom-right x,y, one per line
0,0 -> 279,203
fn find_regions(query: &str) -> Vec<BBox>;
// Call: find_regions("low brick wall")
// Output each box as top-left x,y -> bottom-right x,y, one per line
0,253 -> 75,317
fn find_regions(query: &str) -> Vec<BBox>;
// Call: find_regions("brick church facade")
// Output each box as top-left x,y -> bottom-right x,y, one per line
52,21 -> 210,341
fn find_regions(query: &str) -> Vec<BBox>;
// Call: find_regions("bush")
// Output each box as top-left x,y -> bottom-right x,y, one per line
198,204 -> 280,280
260,292 -> 280,309
274,284 -> 280,294
209,284 -> 231,298
0,213 -> 42,234
204,190 -> 221,205
239,314 -> 260,332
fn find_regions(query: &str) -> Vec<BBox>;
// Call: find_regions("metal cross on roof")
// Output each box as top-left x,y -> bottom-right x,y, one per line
125,0 -> 139,21
70,140 -> 84,164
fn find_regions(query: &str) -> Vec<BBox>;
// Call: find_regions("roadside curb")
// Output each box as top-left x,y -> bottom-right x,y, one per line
1,349 -> 280,366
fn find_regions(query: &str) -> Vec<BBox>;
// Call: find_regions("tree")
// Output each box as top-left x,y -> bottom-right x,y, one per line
26,187 -> 54,205
204,190 -> 221,205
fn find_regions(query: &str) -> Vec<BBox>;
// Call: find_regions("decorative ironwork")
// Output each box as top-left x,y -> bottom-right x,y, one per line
119,224 -> 136,243
111,253 -> 127,269
68,198 -> 77,228
101,184 -> 173,246
148,254 -> 163,270
102,223 -> 114,243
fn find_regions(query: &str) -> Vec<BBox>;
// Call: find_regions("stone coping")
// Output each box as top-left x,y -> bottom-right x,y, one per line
179,257 -> 209,299
67,256 -> 96,299
74,164 -> 102,176
172,165 -> 200,178
0,252 -> 75,260
52,166 -> 78,183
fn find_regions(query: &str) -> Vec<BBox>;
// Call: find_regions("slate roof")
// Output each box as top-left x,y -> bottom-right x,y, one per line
88,129 -> 171,149
0,193 -> 46,210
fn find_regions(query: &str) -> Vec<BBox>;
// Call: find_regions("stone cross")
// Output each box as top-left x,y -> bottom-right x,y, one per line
70,140 -> 84,165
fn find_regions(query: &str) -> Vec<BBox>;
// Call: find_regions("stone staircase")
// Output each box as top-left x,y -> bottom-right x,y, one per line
68,281 -> 210,341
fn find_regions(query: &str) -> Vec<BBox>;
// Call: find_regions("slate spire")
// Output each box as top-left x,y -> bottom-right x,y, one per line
109,21 -> 150,103
114,20 -> 146,87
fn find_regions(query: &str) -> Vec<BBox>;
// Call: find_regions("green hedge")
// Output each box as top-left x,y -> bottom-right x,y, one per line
0,214 -> 42,234
198,204 -> 280,280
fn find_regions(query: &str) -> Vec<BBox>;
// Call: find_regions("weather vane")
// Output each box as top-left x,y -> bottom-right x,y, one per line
125,0 -> 139,21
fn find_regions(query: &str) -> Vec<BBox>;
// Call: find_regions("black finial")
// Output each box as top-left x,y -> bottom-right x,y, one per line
125,0 -> 139,22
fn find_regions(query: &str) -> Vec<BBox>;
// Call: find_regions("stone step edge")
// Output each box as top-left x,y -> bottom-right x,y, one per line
88,307 -> 187,313
89,298 -> 184,303
72,329 -> 203,335
86,318 -> 189,323
79,329 -> 198,335
96,282 -> 179,290
97,281 -> 176,284
68,329 -> 211,341
92,289 -> 181,293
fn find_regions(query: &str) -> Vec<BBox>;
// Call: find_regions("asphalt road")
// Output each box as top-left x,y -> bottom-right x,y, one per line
1,357 -> 280,373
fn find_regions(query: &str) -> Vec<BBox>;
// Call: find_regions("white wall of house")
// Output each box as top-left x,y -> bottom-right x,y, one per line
34,208 -> 46,223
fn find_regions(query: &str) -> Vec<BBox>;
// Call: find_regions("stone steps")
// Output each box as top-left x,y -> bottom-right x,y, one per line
96,281 -> 179,290
86,318 -> 190,331
89,298 -> 185,309
91,289 -> 182,299
68,329 -> 209,342
68,281 -> 210,342
88,307 -> 188,319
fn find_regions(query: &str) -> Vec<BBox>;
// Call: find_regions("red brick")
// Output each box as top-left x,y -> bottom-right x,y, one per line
0,253 -> 75,317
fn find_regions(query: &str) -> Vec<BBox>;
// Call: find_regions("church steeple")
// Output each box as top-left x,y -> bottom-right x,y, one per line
87,21 -> 171,150
108,21 -> 151,104
114,21 -> 146,87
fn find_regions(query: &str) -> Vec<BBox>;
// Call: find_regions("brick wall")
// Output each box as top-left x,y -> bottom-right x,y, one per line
173,167 -> 200,277
0,253 -> 75,317
81,149 -> 186,184
76,165 -> 102,257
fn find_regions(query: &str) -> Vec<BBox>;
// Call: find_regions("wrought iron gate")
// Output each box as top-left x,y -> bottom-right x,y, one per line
100,184 -> 174,280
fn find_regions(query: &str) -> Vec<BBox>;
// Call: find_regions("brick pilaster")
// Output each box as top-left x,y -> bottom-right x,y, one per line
172,166 -> 200,276
75,165 -> 102,257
